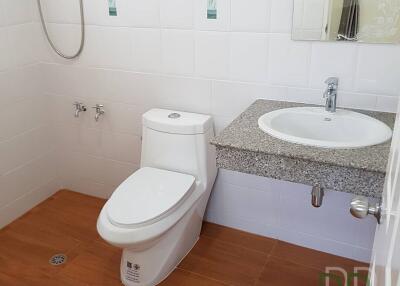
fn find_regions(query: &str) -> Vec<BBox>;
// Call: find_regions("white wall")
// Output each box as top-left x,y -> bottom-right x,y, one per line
36,0 -> 400,198
0,0 -> 59,228
206,169 -> 377,262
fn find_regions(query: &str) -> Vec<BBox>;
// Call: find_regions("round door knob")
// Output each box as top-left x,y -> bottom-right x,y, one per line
350,196 -> 381,224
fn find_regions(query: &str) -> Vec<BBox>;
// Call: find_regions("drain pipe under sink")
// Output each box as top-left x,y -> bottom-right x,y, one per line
311,185 -> 324,208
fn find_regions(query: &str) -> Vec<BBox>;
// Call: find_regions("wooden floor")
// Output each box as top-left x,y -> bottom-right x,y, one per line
0,190 -> 368,286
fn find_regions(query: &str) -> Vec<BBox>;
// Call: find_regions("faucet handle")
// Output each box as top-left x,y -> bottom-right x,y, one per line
325,77 -> 339,87
92,104 -> 104,109
92,104 -> 105,122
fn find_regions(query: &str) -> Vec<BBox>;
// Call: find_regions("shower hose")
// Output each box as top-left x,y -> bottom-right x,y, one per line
37,0 -> 85,59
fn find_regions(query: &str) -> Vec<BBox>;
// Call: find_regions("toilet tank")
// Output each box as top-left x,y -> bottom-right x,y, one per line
140,109 -> 216,189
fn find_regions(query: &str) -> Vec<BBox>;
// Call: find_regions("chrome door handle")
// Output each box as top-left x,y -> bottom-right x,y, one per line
350,196 -> 381,224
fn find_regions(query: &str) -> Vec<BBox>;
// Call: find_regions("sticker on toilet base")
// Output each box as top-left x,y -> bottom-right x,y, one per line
126,261 -> 140,283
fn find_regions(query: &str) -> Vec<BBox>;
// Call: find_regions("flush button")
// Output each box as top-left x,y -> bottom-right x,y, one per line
168,113 -> 181,119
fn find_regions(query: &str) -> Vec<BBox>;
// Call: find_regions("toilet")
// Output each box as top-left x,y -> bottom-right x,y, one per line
97,109 -> 217,286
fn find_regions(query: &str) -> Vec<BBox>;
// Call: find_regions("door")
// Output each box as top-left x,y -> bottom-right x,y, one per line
369,105 -> 400,285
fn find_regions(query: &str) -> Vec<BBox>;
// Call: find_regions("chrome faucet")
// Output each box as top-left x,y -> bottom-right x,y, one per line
73,102 -> 87,117
323,77 -> 339,113
92,104 -> 105,122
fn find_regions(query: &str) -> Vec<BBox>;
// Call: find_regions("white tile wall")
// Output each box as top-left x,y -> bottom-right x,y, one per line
230,32 -> 269,82
310,42 -> 358,90
128,0 -> 160,28
160,0 -> 194,29
161,29 -> 195,75
230,0 -> 270,32
35,0 -> 400,112
206,169 -> 376,262
195,31 -> 230,79
270,0 -> 293,33
3,0 -> 33,25
2,0 -> 398,262
268,34 -> 312,87
0,0 -> 59,228
131,28 -> 162,72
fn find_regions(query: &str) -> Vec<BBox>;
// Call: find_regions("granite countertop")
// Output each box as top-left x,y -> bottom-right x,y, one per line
211,100 -> 396,197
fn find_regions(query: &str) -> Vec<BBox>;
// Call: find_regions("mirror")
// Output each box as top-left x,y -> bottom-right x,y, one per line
292,0 -> 400,43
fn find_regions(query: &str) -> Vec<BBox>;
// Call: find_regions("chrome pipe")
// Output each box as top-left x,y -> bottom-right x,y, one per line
311,185 -> 324,208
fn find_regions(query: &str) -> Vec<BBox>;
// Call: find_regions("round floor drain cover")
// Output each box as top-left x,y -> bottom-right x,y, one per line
49,254 -> 67,266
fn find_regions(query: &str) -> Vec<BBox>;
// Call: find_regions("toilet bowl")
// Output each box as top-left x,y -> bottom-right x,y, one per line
97,109 -> 217,286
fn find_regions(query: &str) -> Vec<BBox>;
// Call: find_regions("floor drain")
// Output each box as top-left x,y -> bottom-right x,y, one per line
49,254 -> 67,266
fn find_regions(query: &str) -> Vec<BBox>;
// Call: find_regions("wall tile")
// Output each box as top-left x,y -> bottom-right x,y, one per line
268,34 -> 311,87
161,29 -> 195,75
376,96 -> 399,113
160,0 -> 194,29
195,31 -> 230,79
0,28 -> 9,71
356,44 -> 400,96
230,0 -> 270,32
206,179 -> 279,227
0,1 -> 5,27
0,179 -> 59,229
37,0 -> 80,24
212,81 -> 261,117
127,0 -> 160,28
6,23 -> 36,67
269,0 -> 293,33
3,0 -> 33,25
0,126 -> 54,175
0,96 -> 48,141
80,26 -> 132,69
103,69 -> 162,107
286,87 -> 323,105
0,152 -> 57,208
131,28 -> 162,72
337,91 -> 377,111
230,32 -> 269,82
157,75 -> 212,113
310,42 -> 357,91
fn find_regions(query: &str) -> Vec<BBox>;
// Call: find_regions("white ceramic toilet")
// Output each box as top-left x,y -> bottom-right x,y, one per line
97,109 -> 217,286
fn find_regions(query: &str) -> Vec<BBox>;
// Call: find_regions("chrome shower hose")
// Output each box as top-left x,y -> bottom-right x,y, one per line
37,0 -> 85,59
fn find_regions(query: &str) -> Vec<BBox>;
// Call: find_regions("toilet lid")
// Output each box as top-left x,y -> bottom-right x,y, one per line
106,167 -> 195,227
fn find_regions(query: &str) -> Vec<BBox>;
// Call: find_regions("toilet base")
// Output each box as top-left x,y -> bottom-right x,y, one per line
120,206 -> 203,286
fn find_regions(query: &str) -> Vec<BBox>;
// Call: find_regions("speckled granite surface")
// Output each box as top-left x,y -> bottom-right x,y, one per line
211,100 -> 396,198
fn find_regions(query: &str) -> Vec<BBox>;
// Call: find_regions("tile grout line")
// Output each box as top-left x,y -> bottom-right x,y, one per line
175,267 -> 231,285
252,254 -> 273,286
252,241 -> 279,286
199,233 -> 276,257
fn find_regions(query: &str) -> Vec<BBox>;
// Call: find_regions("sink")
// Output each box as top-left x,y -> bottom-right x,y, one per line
258,107 -> 392,149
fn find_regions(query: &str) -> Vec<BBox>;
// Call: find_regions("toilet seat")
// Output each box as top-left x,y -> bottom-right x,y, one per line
106,167 -> 195,228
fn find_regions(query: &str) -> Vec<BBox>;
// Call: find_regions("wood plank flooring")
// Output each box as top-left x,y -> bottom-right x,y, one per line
0,190 -> 369,286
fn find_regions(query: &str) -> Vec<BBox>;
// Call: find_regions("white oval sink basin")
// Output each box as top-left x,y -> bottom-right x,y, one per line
258,107 -> 392,149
